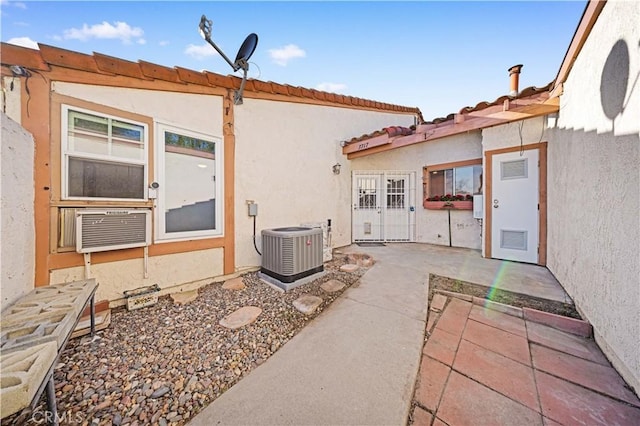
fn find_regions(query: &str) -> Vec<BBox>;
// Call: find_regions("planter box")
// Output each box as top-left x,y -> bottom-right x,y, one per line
423,200 -> 473,210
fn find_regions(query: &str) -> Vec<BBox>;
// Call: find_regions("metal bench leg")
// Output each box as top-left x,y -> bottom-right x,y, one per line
45,377 -> 59,426
90,295 -> 96,337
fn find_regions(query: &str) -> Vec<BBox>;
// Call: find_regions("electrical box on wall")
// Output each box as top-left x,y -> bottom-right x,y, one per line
248,203 -> 258,217
473,195 -> 483,219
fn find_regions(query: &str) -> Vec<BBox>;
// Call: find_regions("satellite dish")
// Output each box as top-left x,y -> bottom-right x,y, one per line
198,14 -> 259,105
234,33 -> 258,69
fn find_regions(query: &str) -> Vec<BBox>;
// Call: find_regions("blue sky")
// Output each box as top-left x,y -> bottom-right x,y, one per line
1,1 -> 587,119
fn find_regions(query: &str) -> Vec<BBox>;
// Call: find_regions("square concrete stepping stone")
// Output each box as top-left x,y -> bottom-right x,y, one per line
170,290 -> 198,305
320,279 -> 345,293
219,306 -> 261,329
340,264 -> 359,273
222,277 -> 245,290
293,295 -> 323,315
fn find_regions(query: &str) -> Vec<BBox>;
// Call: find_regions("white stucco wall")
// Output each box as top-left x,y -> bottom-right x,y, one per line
352,132 -> 483,249
547,0 -> 640,393
234,99 -> 416,268
50,248 -> 224,303
1,112 -> 35,311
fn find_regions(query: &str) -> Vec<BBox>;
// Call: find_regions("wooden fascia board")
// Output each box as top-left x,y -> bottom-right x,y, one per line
553,0 -> 606,91
138,60 -> 182,83
0,43 -> 50,71
342,133 -> 390,154
93,52 -> 150,80
39,44 -> 106,74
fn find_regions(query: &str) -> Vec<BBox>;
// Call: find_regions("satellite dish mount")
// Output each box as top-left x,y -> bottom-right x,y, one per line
199,15 -> 258,105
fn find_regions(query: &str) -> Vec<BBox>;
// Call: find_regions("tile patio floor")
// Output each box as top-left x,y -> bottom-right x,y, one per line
412,294 -> 640,426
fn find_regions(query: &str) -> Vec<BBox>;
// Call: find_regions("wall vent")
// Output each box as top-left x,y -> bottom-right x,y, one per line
261,227 -> 323,283
76,209 -> 151,253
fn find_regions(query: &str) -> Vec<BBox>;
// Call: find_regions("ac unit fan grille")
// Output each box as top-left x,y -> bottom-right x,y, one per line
80,213 -> 148,250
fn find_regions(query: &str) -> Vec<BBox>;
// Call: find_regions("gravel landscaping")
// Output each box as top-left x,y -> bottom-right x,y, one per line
6,252 -> 369,426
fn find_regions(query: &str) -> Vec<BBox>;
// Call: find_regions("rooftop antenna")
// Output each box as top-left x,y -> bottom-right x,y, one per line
199,14 -> 258,105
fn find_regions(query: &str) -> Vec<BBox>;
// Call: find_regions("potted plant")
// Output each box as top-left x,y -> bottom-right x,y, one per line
423,193 -> 474,210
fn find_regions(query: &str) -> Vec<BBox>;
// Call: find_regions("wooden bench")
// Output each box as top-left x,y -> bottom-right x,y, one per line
1,279 -> 98,425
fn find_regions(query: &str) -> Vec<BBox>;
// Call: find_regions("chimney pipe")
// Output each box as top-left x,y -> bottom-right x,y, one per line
508,64 -> 523,97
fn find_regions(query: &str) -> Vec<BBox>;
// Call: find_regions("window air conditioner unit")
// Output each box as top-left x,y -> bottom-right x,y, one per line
76,209 -> 151,253
261,227 -> 323,283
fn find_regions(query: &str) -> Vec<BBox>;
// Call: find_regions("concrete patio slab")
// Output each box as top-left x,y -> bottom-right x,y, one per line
531,344 -> 640,407
536,371 -> 640,425
463,319 -> 531,365
437,371 -> 543,425
454,339 -> 539,411
469,304 -> 527,337
413,288 -> 640,426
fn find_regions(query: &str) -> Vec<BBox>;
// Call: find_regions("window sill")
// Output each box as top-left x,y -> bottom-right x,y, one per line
423,200 -> 473,210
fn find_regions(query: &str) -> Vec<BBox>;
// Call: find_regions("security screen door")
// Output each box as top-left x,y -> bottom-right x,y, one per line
352,171 -> 415,242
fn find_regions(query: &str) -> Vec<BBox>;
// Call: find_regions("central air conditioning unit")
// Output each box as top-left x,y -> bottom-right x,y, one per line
76,209 -> 151,253
261,227 -> 323,283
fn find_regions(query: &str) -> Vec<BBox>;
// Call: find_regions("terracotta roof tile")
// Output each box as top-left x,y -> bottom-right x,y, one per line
0,42 -> 420,116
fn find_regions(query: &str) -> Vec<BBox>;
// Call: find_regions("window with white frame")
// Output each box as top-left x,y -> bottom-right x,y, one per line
62,105 -> 148,200
156,123 -> 223,240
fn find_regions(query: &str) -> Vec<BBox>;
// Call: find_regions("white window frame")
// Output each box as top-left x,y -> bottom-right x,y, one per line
155,122 -> 224,242
61,104 -> 148,201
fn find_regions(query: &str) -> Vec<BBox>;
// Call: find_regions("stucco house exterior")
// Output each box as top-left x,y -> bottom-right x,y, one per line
0,42 -> 419,308
342,0 -> 639,394
1,0 -> 637,396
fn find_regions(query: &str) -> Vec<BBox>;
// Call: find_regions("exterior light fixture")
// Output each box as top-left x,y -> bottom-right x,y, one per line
332,163 -> 341,175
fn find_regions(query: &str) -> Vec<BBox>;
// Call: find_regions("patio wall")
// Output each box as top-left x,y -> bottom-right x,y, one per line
234,99 -> 416,268
351,132 -> 483,249
1,113 -> 35,310
547,0 -> 640,394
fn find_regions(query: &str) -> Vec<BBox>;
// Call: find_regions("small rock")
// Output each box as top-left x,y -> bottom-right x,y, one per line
170,290 -> 198,305
222,277 -> 245,290
151,386 -> 170,398
292,295 -> 323,315
320,279 -> 346,293
340,264 -> 359,273
112,413 -> 122,426
219,306 -> 262,329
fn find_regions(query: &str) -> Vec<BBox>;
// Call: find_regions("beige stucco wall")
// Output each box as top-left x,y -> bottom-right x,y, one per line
50,248 -> 224,303
547,0 -> 640,393
52,82 -> 224,135
1,112 -> 35,310
1,78 -> 22,124
234,99 -> 416,268
352,132 -> 483,249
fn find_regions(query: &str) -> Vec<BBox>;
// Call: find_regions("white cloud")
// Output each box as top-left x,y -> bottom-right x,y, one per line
13,2 -> 26,9
184,43 -> 218,60
7,36 -> 38,49
158,40 -> 169,47
137,38 -> 146,45
316,82 -> 347,93
268,44 -> 305,66
62,21 -> 144,44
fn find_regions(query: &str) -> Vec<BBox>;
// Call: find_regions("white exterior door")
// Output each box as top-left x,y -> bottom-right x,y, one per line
353,174 -> 383,241
491,149 -> 539,263
352,171 -> 415,242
